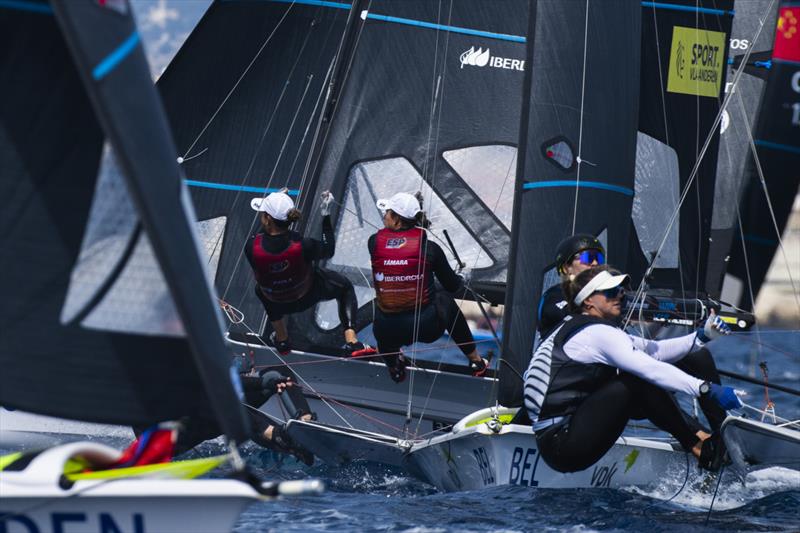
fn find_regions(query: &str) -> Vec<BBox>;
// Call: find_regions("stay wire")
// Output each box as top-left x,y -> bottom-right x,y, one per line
571,0 -> 591,235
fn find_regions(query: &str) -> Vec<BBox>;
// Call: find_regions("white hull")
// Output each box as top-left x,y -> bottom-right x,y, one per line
405,422 -> 684,492
0,442 -> 262,533
721,416 -> 800,471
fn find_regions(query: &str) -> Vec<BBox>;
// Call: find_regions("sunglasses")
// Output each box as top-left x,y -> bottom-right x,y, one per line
597,286 -> 624,300
572,249 -> 605,266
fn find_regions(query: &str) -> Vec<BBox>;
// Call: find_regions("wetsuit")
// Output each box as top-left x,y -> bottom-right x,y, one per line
367,228 -> 475,363
524,314 -> 705,473
244,215 -> 357,330
537,284 -> 725,433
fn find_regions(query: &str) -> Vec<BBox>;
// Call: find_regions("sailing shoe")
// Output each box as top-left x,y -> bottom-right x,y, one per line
387,355 -> 408,383
344,341 -> 377,357
271,425 -> 315,466
698,434 -> 729,472
269,332 -> 292,356
470,357 -> 489,377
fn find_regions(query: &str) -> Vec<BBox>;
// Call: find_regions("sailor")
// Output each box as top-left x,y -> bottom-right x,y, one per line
538,233 -> 605,339
540,234 -> 728,435
368,192 -> 488,382
245,190 -> 372,356
524,265 -> 741,473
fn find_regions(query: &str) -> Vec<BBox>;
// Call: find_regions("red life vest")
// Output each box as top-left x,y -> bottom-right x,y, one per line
370,227 -> 432,313
250,234 -> 313,303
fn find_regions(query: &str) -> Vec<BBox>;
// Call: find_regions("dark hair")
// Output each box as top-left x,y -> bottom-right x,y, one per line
264,208 -> 302,229
562,264 -> 615,313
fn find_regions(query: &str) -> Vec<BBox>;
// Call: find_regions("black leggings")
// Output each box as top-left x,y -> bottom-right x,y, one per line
373,291 -> 476,364
255,268 -> 358,330
536,373 -> 699,473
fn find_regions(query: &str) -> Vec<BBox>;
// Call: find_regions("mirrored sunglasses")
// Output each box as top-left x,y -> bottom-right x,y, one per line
574,250 -> 605,266
598,286 -> 624,300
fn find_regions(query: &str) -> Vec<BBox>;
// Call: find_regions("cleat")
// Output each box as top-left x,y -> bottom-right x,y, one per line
269,331 -> 292,356
470,357 -> 489,377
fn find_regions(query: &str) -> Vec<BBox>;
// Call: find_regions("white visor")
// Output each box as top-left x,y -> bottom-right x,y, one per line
573,270 -> 630,306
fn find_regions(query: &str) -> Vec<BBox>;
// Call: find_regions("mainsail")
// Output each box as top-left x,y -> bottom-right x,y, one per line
724,0 -> 800,311
500,0 -> 643,406
0,0 -> 248,440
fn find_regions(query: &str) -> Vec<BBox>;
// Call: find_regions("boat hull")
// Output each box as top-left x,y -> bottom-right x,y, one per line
405,424 -> 687,492
234,339 -> 497,436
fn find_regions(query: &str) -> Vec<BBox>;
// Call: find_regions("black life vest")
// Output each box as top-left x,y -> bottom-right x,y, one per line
370,227 -> 433,313
524,314 -> 618,423
250,234 -> 313,303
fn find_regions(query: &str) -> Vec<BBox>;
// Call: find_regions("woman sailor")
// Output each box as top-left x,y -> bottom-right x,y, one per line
368,192 -> 488,382
539,234 -> 729,437
246,190 -> 372,356
524,265 -> 741,473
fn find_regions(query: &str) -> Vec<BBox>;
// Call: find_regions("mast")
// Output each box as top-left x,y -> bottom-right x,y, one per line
500,0 -> 642,406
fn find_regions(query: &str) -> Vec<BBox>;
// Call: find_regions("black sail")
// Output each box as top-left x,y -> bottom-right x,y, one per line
297,0 -> 528,352
157,0 -> 351,339
500,0 -> 642,406
707,0 -> 778,298
633,1 -> 734,293
0,0 -> 248,440
726,0 -> 800,310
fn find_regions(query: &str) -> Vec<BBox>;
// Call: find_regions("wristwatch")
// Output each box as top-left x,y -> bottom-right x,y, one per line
699,381 -> 711,396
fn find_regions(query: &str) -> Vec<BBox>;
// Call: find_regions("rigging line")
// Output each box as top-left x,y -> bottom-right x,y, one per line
220,74 -> 317,302
736,90 -> 800,313
623,18 -> 769,328
180,0 -> 298,160
570,0 -> 591,235
299,0 -> 372,193
236,319 -> 355,429
409,0 -> 453,434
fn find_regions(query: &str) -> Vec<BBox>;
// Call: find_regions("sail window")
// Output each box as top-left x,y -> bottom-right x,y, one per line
632,132 -> 680,268
62,145 -> 225,336
540,137 -> 577,172
442,145 -> 516,231
316,157 -> 493,330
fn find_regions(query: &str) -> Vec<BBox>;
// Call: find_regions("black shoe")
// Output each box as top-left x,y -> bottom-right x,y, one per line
386,355 -> 407,383
271,425 -> 314,466
269,332 -> 292,356
698,434 -> 728,472
470,357 -> 489,377
343,341 -> 377,357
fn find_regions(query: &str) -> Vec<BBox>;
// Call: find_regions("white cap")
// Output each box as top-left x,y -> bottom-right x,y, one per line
376,192 -> 421,220
573,270 -> 630,306
250,192 -> 294,221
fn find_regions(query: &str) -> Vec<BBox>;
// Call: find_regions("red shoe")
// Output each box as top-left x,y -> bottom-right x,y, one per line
344,341 -> 377,357
470,357 -> 489,377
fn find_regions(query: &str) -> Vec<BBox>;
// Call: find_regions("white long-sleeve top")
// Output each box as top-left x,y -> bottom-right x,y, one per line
564,324 -> 704,397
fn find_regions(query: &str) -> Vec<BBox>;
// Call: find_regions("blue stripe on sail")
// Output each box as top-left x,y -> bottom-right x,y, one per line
773,58 -> 800,67
0,0 -> 52,14
263,0 -> 351,9
92,32 -> 140,80
640,2 -> 734,16
754,140 -> 800,155
364,13 -> 526,43
523,180 -> 634,196
744,234 -> 778,247
185,180 -> 300,196
262,0 -> 525,42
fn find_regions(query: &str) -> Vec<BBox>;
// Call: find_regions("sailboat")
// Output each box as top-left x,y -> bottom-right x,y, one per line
289,0 -> 800,490
155,0 -> 529,437
0,0 -> 319,529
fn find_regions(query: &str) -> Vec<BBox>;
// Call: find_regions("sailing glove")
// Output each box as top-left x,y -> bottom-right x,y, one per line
320,191 -> 334,217
697,313 -> 731,342
707,383 -> 741,410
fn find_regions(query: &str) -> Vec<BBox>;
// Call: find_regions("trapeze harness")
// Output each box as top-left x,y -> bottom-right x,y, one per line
250,234 -> 314,303
370,227 -> 433,313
